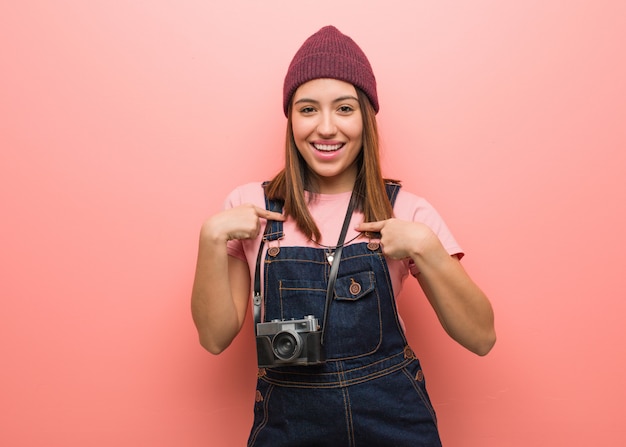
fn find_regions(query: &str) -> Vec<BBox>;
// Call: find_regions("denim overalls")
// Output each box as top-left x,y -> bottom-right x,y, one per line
248,184 -> 442,447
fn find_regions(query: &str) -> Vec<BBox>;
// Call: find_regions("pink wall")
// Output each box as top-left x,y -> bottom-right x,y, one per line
2,1 -> 625,445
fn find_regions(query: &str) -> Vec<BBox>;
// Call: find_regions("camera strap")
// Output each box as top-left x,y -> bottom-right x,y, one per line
253,222 -> 272,328
252,190 -> 358,344
320,190 -> 357,345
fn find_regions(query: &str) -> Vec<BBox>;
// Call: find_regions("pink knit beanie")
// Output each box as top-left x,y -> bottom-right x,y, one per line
283,25 -> 379,116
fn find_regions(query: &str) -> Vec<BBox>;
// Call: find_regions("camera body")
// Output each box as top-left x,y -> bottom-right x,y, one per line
256,315 -> 325,367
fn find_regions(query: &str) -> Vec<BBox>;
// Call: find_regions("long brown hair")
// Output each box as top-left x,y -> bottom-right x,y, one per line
264,88 -> 398,241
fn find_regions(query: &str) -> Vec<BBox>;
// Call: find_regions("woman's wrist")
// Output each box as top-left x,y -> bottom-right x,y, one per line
200,218 -> 230,246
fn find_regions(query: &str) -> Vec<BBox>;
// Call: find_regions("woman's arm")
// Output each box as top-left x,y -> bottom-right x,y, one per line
191,204 -> 285,354
356,219 -> 496,356
413,249 -> 496,356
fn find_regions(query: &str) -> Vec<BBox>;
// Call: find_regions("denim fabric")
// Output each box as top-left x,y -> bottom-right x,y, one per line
249,358 -> 438,447
248,186 -> 441,446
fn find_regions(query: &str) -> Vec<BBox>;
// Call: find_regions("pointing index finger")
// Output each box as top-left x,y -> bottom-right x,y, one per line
355,220 -> 385,232
254,206 -> 286,221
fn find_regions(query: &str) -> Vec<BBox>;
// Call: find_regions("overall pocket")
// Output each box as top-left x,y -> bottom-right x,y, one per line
327,270 -> 382,358
277,271 -> 382,359
247,380 -> 274,447
402,360 -> 438,426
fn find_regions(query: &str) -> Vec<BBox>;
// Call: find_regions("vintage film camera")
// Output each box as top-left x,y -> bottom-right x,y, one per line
256,315 -> 326,367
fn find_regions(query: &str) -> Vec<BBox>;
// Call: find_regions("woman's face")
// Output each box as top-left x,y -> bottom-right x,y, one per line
291,78 -> 363,193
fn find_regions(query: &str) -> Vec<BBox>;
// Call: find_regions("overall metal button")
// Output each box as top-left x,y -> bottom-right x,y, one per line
367,241 -> 380,251
349,279 -> 361,295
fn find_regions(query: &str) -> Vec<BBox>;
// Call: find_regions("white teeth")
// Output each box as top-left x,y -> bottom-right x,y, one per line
313,143 -> 342,151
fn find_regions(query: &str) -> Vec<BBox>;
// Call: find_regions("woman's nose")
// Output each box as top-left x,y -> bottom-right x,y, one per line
316,113 -> 337,137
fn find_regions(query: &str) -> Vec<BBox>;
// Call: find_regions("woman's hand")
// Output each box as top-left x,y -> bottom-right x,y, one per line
356,218 -> 438,260
202,204 -> 285,244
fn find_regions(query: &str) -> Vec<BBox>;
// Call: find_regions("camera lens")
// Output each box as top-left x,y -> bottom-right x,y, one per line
272,330 -> 303,361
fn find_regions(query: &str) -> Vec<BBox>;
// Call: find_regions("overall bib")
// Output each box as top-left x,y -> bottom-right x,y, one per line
248,185 -> 442,447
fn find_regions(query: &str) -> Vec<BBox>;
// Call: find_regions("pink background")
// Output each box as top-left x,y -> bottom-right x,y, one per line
2,1 -> 625,445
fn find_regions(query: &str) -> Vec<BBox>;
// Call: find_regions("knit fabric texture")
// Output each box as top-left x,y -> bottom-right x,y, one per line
283,25 -> 378,116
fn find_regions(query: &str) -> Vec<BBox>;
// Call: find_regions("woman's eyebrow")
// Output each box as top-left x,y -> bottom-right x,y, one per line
294,95 -> 359,105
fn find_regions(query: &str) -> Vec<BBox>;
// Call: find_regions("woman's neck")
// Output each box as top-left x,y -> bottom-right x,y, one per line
309,167 -> 357,194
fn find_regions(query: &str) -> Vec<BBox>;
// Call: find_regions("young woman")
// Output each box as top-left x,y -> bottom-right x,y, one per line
192,25 -> 496,446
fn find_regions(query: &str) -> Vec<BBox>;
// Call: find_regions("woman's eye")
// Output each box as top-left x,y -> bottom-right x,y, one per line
299,106 -> 315,114
338,105 -> 354,113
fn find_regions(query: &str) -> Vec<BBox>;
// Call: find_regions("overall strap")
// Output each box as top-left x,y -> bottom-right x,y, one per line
262,181 -> 284,241
385,181 -> 402,208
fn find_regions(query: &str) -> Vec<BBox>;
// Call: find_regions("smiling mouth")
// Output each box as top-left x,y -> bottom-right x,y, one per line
313,143 -> 344,152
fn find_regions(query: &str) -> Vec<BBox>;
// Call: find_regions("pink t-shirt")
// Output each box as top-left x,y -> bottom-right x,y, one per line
225,182 -> 463,300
